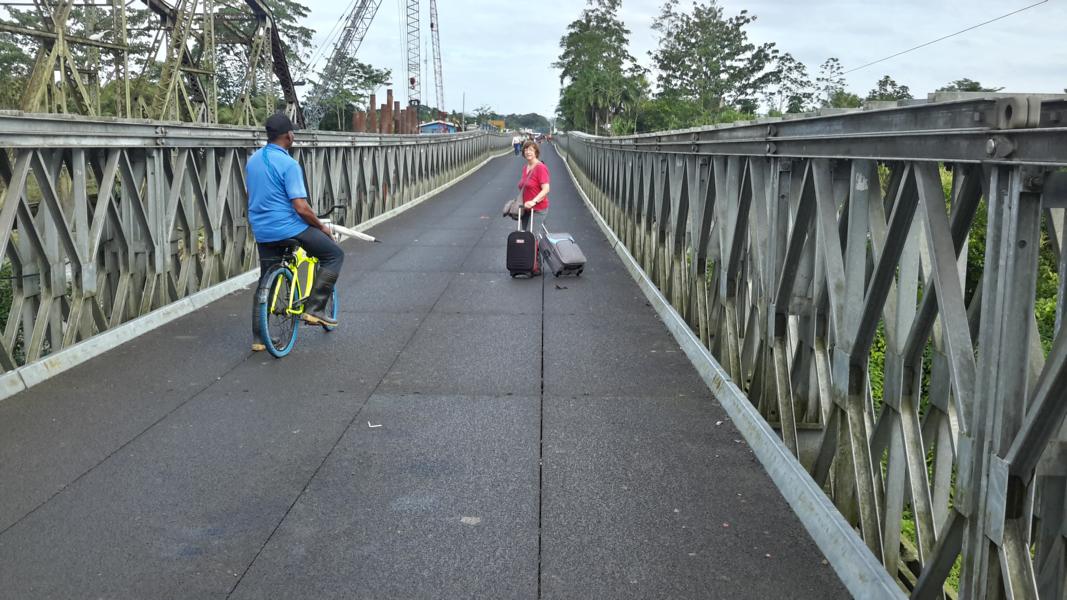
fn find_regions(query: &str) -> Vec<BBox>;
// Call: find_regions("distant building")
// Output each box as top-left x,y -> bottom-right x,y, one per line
419,120 -> 458,134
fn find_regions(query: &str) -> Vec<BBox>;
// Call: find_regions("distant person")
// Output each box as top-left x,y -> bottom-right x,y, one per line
518,140 -> 550,232
511,133 -> 522,155
246,113 -> 345,351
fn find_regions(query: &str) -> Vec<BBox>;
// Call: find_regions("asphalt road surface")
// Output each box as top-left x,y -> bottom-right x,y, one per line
0,145 -> 848,599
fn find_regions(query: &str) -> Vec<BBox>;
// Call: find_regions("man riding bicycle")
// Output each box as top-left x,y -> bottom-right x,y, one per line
247,112 -> 344,351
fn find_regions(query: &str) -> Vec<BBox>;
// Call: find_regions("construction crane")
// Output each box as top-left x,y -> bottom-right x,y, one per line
302,0 -> 443,128
303,0 -> 385,128
429,0 -> 444,113
405,0 -> 420,108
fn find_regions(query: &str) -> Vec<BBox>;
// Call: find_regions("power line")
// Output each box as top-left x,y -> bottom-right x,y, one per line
842,0 -> 1048,74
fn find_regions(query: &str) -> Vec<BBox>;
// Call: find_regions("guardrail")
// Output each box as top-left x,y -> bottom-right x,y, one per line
557,95 -> 1067,599
0,112 -> 508,371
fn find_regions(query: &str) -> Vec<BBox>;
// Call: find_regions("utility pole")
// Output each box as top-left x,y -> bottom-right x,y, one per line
422,51 -> 429,114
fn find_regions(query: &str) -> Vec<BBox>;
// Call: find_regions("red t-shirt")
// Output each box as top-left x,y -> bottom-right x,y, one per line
519,162 -> 550,211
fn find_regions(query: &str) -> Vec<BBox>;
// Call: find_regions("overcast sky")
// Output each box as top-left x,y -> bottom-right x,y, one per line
299,0 -> 1066,118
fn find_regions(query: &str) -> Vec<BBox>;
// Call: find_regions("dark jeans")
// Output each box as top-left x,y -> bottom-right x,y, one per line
520,209 -> 546,234
251,226 -> 345,338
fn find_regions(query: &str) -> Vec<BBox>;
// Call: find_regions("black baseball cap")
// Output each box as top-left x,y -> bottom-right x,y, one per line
265,112 -> 295,140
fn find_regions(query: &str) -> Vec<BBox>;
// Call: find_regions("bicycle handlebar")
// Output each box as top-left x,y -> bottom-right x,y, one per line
317,204 -> 347,220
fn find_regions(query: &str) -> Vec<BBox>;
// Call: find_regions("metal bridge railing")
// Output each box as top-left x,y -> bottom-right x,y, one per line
0,112 -> 508,371
557,95 -> 1067,599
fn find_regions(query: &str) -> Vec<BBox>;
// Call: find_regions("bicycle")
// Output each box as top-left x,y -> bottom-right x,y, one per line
255,205 -> 379,358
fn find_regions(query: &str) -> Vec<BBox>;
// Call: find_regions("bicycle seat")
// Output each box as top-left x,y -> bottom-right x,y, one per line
263,238 -> 300,250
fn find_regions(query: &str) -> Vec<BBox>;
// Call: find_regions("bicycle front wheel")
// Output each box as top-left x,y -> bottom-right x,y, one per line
259,266 -> 299,357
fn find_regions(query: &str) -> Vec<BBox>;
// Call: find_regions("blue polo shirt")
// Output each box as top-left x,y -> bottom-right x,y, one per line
246,144 -> 310,243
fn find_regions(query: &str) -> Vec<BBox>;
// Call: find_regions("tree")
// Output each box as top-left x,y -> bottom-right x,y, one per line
937,78 -> 1003,92
866,75 -> 912,101
828,90 -> 862,108
0,36 -> 33,110
764,53 -> 814,114
504,113 -> 552,133
815,57 -> 847,107
554,0 -> 647,134
473,104 -> 494,125
650,0 -> 779,116
0,4 -> 156,114
308,56 -> 390,131
213,0 -> 316,110
635,96 -> 703,133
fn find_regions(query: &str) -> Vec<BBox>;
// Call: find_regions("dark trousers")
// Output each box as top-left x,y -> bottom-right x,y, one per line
520,209 -> 545,233
251,226 -> 345,338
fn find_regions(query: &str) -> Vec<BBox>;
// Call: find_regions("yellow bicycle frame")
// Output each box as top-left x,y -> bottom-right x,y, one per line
268,246 -> 320,317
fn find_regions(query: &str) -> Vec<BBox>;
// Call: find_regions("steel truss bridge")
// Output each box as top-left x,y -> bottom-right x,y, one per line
1,0 -> 306,126
0,94 -> 1064,599
1,0 -> 446,130
558,94 -> 1067,599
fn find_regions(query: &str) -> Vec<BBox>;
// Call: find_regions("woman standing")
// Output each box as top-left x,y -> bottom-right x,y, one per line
519,140 -> 550,232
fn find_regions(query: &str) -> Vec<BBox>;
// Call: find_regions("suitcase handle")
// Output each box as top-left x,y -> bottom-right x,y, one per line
517,206 -> 535,233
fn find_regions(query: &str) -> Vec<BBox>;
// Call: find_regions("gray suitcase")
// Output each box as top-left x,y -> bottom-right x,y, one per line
539,225 -> 586,277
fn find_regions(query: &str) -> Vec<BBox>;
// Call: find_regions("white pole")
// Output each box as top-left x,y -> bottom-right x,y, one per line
328,222 -> 379,243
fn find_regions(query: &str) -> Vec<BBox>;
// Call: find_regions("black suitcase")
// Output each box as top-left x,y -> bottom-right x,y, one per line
539,225 -> 586,277
507,210 -> 539,277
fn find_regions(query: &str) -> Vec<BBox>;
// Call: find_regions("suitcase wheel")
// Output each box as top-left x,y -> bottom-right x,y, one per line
576,269 -> 583,277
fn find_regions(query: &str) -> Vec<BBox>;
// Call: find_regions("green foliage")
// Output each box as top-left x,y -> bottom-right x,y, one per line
472,104 -> 494,125
0,37 -> 32,109
505,113 -> 552,133
636,95 -> 705,132
764,53 -> 814,113
815,57 -> 846,107
0,261 -> 12,334
634,95 -> 756,132
310,56 -> 391,131
828,89 -> 863,108
959,174 -> 1061,355
1035,220 -> 1060,354
0,3 -> 156,113
650,0 -> 779,115
554,0 -> 647,134
866,75 -> 913,101
937,78 -> 1003,93
216,0 -> 315,74
453,107 -> 550,132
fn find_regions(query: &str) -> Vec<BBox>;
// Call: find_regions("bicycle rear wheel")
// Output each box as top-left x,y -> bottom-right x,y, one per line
321,288 -> 338,332
259,266 -> 299,357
